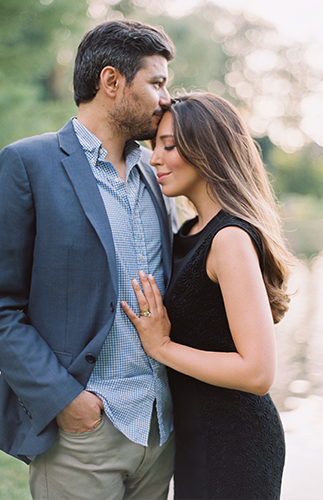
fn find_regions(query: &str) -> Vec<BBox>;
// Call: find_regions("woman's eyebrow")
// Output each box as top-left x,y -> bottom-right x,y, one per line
159,134 -> 174,140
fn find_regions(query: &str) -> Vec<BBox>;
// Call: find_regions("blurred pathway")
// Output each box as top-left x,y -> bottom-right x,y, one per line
280,396 -> 323,500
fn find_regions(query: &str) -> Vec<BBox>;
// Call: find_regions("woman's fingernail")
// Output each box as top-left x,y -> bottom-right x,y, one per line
139,271 -> 146,278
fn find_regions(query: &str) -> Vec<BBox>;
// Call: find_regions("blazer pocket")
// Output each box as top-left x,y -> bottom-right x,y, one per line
53,350 -> 73,369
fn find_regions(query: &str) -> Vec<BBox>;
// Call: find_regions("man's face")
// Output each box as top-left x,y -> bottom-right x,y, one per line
109,55 -> 172,141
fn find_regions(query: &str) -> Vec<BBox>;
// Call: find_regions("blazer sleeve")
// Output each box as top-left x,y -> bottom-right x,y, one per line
0,145 -> 83,435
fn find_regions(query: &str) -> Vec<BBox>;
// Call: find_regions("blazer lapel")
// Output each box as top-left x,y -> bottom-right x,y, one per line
57,120 -> 118,291
137,152 -> 173,286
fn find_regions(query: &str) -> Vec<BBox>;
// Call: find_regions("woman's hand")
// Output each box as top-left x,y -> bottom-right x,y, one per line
121,271 -> 171,361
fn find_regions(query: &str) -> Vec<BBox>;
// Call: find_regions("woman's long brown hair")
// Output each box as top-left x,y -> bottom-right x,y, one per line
170,92 -> 296,323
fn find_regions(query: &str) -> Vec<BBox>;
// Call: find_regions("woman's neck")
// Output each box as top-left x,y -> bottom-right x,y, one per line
188,195 -> 222,235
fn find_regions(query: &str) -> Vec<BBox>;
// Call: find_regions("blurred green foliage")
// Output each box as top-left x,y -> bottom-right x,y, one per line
0,450 -> 31,499
1,0 -> 323,253
0,0 -> 89,145
258,137 -> 323,198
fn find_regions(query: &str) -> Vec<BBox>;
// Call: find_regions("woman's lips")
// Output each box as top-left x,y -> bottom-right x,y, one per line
157,172 -> 171,183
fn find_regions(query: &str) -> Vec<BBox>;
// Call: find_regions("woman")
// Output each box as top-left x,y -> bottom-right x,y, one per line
121,92 -> 295,499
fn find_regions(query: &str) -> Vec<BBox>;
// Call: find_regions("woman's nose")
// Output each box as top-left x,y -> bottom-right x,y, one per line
150,148 -> 161,167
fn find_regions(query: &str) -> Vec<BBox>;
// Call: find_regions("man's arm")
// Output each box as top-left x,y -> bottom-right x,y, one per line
0,145 -> 84,434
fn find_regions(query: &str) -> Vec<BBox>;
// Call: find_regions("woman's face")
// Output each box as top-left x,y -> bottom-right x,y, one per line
150,111 -> 205,199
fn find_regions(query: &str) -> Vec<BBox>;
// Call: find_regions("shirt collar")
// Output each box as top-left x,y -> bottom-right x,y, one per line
72,118 -> 141,175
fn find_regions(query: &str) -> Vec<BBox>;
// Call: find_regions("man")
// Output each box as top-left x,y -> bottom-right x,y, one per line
0,20 -> 177,500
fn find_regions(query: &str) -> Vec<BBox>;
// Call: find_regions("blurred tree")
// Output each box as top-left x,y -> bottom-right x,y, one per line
1,0 -> 323,202
0,0 -> 89,147
258,139 -> 323,198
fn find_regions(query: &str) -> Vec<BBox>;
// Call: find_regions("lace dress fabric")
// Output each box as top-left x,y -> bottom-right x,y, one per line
164,210 -> 285,500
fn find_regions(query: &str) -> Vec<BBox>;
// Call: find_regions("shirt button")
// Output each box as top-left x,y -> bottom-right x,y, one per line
114,177 -> 119,183
139,253 -> 143,260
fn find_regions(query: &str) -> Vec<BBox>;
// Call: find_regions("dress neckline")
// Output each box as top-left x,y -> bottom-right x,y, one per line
180,209 -> 223,239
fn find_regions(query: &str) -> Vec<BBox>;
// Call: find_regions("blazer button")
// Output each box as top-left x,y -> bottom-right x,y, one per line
85,354 -> 96,364
110,302 -> 115,312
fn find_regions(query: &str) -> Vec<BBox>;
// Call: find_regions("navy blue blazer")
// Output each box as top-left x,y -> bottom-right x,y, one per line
0,119 -> 175,463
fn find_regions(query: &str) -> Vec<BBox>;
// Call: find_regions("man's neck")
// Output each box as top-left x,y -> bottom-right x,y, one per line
77,108 -> 127,180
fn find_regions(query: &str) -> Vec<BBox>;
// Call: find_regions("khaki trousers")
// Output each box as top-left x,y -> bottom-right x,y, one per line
29,409 -> 174,500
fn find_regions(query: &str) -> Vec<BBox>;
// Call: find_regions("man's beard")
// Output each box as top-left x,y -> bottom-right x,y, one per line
109,96 -> 159,141
113,115 -> 157,141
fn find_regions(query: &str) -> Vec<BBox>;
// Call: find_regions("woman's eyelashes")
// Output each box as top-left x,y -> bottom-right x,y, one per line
164,145 -> 176,151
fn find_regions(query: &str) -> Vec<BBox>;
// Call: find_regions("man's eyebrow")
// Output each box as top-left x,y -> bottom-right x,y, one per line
152,75 -> 167,82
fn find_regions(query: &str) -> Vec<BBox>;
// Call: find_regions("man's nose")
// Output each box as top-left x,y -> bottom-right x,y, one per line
159,87 -> 171,108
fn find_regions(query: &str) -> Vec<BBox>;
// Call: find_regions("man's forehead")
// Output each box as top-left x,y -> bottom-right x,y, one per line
139,55 -> 168,77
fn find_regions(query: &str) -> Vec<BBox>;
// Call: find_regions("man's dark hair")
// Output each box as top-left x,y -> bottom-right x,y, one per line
73,19 -> 175,106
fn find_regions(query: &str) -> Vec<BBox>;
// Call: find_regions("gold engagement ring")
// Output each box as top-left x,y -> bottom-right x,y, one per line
141,309 -> 151,317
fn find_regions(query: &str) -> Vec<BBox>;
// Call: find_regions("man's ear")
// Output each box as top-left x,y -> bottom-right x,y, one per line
99,66 -> 123,97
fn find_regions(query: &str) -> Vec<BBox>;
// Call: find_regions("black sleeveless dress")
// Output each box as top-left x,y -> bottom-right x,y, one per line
164,210 -> 285,500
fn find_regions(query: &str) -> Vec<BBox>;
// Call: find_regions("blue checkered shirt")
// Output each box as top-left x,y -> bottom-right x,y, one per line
72,119 -> 173,446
